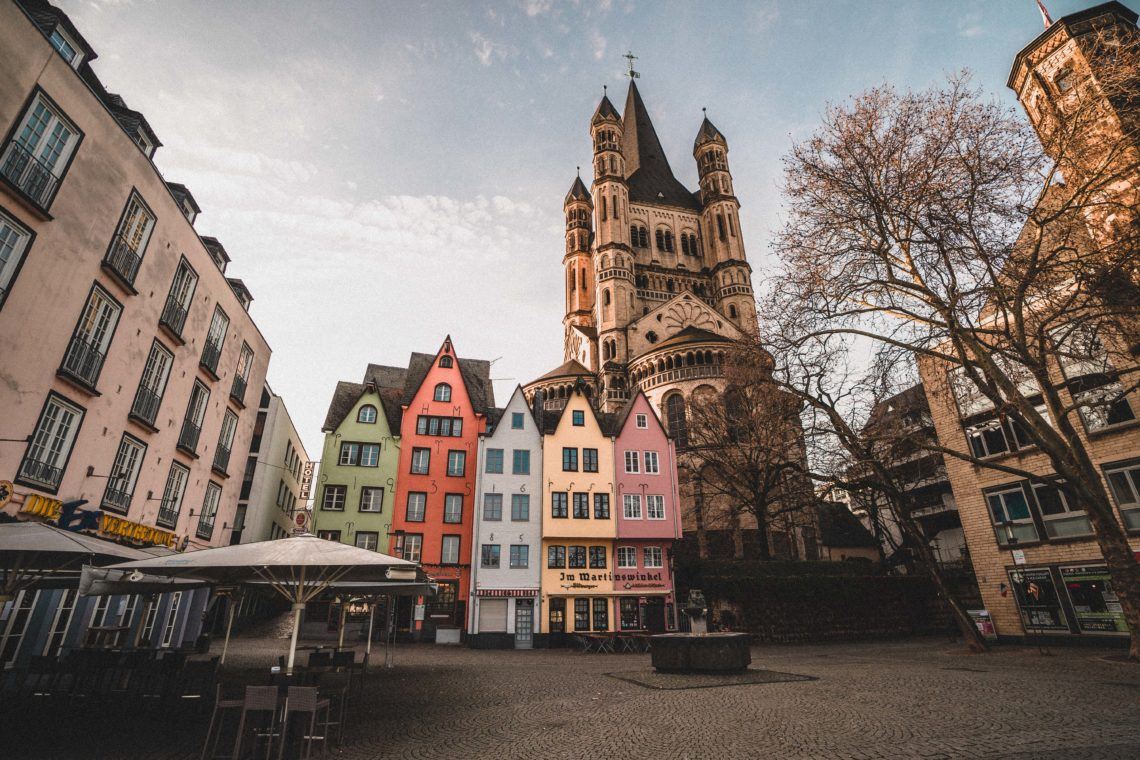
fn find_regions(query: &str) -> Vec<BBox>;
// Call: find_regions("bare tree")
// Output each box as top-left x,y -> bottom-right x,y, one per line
768,34 -> 1140,658
682,345 -> 818,561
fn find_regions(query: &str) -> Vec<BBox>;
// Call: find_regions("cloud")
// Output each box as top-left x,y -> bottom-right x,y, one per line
521,0 -> 553,17
470,31 -> 508,65
753,1 -> 779,33
958,12 -> 984,39
590,29 -> 607,60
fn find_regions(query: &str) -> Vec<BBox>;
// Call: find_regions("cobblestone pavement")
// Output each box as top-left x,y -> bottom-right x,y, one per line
3,636 -> 1138,759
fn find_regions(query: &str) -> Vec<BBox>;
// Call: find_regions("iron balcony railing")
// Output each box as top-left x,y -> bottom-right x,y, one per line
0,141 -> 61,210
130,385 -> 162,426
160,296 -> 188,338
200,340 -> 222,375
196,515 -> 215,540
230,374 -> 247,405
178,418 -> 201,454
156,504 -> 180,529
60,335 -> 107,389
103,234 -> 143,286
212,444 -> 231,474
18,456 -> 62,489
102,486 -> 132,513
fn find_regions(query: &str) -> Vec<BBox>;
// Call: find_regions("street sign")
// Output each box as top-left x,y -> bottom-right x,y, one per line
1012,549 -> 1026,565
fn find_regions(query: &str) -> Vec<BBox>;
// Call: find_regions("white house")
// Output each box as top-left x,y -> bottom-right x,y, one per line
468,386 -> 543,648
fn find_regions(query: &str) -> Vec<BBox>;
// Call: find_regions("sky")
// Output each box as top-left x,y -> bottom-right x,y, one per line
53,0 -> 1097,460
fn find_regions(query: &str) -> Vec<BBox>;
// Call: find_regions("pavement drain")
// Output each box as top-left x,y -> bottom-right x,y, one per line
605,668 -> 817,690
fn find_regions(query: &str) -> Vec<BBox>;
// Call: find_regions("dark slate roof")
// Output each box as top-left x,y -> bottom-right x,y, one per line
621,82 -> 700,211
565,175 -> 591,204
226,277 -> 252,307
363,363 -> 407,391
200,236 -> 231,264
534,359 -> 593,382
18,0 -> 97,62
167,182 -> 201,214
377,387 -> 404,433
103,93 -> 162,149
693,116 -> 725,151
401,352 -> 495,414
591,93 -> 620,125
322,381 -> 365,432
816,502 -> 879,549
649,326 -> 732,352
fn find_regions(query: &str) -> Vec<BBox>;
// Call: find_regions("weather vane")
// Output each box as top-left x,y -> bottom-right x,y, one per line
624,50 -> 640,80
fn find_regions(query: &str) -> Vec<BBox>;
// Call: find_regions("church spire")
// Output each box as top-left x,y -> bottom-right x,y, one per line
621,81 -> 699,209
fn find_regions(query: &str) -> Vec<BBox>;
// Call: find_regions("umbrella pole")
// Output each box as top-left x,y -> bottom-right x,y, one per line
286,602 -> 304,675
365,602 -> 375,657
337,598 -> 347,649
220,596 -> 237,665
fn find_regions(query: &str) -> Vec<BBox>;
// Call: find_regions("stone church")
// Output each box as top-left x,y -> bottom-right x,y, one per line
525,80 -> 819,560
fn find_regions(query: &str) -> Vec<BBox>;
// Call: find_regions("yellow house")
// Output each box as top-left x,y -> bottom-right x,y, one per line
539,388 -> 618,636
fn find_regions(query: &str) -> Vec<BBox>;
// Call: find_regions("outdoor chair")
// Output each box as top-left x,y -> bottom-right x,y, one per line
200,682 -> 245,760
316,671 -> 351,747
278,686 -> 331,760
232,685 -> 282,760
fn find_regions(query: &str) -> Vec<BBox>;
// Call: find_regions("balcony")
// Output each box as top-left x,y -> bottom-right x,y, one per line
177,419 -> 201,455
156,505 -> 179,529
212,444 -> 231,476
130,386 -> 162,428
159,296 -> 188,339
196,517 -> 215,541
101,486 -> 132,514
17,456 -> 62,490
200,340 -> 222,377
230,374 -> 248,407
102,234 -> 143,288
59,335 -> 106,390
0,140 -> 61,211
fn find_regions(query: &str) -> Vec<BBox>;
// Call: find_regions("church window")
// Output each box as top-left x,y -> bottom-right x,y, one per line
728,214 -> 736,237
581,268 -> 587,290
666,394 -> 688,449
630,225 -> 639,245
601,196 -> 607,221
655,229 -> 665,251
681,234 -> 691,256
603,289 -> 611,306
664,230 -> 674,253
729,304 -> 738,319
717,214 -> 727,242
569,268 -> 575,292
434,383 -> 452,402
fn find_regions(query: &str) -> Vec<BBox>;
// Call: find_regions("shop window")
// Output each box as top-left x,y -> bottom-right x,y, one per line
479,598 -> 508,633
592,598 -> 609,631
985,486 -> 1039,545
1031,482 -> 1092,539
1007,568 -> 1068,633
620,598 -> 640,631
1105,462 -> 1140,532
1059,565 -> 1128,635
549,598 -> 566,633
573,599 -> 590,631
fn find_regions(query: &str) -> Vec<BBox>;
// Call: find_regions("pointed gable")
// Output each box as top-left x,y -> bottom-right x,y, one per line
621,81 -> 700,210
626,292 -> 743,360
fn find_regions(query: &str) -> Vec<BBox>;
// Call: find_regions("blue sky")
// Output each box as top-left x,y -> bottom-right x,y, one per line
56,0 -> 1093,459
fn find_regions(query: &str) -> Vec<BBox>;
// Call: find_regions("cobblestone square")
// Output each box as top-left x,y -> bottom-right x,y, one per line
4,637 -> 1139,759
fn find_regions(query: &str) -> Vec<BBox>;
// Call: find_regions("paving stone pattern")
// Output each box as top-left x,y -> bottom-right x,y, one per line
3,637 -> 1138,759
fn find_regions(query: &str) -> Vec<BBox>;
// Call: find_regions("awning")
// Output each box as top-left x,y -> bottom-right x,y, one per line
476,588 -> 539,597
79,565 -> 209,597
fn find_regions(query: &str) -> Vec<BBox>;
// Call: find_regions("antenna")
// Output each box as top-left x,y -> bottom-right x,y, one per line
623,50 -> 640,80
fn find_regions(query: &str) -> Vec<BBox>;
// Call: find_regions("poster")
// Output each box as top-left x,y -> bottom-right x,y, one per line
1060,565 -> 1128,635
1007,568 -> 1069,632
967,609 -> 997,640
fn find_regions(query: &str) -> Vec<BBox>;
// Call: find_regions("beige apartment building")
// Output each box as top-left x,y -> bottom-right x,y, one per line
920,2 -> 1139,642
0,0 -> 271,550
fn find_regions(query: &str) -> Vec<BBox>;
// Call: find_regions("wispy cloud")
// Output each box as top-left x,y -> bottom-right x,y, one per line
470,30 -> 508,65
590,29 -> 607,60
958,12 -> 984,39
521,0 -> 553,17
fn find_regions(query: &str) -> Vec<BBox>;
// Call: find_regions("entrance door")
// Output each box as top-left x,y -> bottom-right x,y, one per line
644,597 -> 666,634
514,599 -> 534,649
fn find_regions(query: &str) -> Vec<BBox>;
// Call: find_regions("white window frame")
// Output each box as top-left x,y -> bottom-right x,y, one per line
483,492 -> 503,521
1105,463 -> 1140,532
217,410 -> 238,451
405,492 -> 426,522
624,450 -> 640,474
160,591 -> 182,648
410,448 -> 430,474
646,494 -> 665,520
355,532 -> 379,551
616,546 -> 637,568
359,443 -> 380,467
644,451 -> 660,474
623,493 -> 642,520
115,192 -> 156,258
1031,482 -> 1092,539
443,493 -> 463,523
185,381 -> 210,428
402,534 -> 423,563
10,92 -> 80,174
19,393 -> 84,489
1074,382 -> 1135,433
158,462 -> 189,527
196,482 -> 222,538
321,485 -> 346,512
103,433 -> 145,512
136,341 -> 173,408
447,450 -> 465,477
643,546 -> 663,568
441,535 -> 461,564
359,486 -> 384,513
70,283 -> 121,362
48,27 -> 82,67
0,209 -> 32,305
985,486 -> 1039,545
42,588 -> 77,658
965,418 -> 1011,459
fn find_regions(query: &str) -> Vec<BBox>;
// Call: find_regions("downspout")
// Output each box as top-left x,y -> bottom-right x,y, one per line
469,433 -> 486,636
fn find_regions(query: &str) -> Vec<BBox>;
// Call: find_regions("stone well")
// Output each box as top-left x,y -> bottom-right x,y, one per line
650,632 -> 751,673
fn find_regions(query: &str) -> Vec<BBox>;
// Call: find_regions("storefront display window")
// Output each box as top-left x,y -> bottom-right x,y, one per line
1060,565 -> 1128,635
549,598 -> 565,633
620,598 -> 640,630
1008,568 -> 1068,632
592,598 -> 609,631
573,598 -> 590,631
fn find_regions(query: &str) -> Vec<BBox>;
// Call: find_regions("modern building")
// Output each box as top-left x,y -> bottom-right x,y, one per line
919,2 -> 1139,642
468,387 -> 543,648
539,387 -> 618,639
0,0 -> 273,667
232,383 -> 310,544
389,338 -> 493,638
523,78 -> 816,560
611,391 -> 682,632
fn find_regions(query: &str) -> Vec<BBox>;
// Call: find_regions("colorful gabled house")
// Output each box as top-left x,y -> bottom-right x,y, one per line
390,338 -> 494,640
539,386 -> 617,641
469,386 -> 544,648
612,391 -> 682,632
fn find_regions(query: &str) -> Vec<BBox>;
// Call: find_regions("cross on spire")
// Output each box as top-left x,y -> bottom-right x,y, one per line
624,50 -> 640,80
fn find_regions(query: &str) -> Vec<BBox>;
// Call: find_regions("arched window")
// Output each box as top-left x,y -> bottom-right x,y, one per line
666,394 -> 688,448
630,224 -> 639,244
357,405 -> 377,424
601,196 -> 608,221
725,386 -> 747,442
439,356 -> 453,368
434,383 -> 452,402
728,214 -> 736,237
717,214 -> 727,242
664,231 -> 674,253
580,268 -> 587,289
638,227 -> 648,248
681,234 -> 691,256
655,229 -> 665,251
729,304 -> 738,319
569,268 -> 576,292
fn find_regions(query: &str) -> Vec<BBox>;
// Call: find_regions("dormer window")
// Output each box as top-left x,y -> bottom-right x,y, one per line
1055,68 -> 1074,94
439,355 -> 453,368
49,28 -> 83,68
181,200 -> 197,224
134,129 -> 154,159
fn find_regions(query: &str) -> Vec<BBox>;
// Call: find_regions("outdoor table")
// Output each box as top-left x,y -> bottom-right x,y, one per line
586,634 -> 615,654
616,633 -> 642,653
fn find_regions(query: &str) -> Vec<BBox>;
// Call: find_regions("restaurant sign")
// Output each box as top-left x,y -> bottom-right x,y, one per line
20,493 -> 177,548
557,570 -> 664,591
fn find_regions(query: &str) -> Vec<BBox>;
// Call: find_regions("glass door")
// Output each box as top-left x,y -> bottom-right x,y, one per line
514,599 -> 533,649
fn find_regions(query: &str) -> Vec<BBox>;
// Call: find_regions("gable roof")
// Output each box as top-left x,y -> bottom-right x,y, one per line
400,349 -> 495,414
622,81 -> 700,211
534,358 -> 593,383
613,390 -> 670,439
322,381 -> 365,432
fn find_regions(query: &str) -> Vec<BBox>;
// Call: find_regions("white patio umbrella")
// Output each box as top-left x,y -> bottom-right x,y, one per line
102,534 -> 419,673
0,521 -> 150,602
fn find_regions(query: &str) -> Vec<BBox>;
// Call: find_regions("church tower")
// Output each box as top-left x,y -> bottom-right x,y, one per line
695,116 -> 757,332
563,173 -> 595,358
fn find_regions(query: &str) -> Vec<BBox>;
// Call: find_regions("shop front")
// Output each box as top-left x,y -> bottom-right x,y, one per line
612,541 -> 676,633
1006,562 -> 1129,639
469,588 -> 540,649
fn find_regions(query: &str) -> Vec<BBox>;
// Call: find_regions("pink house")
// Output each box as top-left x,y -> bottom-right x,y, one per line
612,391 -> 682,632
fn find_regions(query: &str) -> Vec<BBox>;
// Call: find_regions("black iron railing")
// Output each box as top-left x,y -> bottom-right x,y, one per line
160,296 -> 188,337
177,418 -> 201,453
0,141 -> 61,210
103,234 -> 143,285
156,504 -> 179,529
102,486 -> 132,513
60,335 -> 106,388
130,385 -> 162,426
230,374 -> 247,405
18,456 -> 62,489
200,340 -> 222,375
212,444 -> 231,475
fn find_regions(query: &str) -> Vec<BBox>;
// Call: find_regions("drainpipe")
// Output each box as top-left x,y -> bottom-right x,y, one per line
469,434 -> 486,636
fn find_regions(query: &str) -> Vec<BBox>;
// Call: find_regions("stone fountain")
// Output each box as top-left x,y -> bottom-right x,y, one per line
651,589 -> 751,673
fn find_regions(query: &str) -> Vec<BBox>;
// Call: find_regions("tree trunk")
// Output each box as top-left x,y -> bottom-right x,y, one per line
922,555 -> 988,654
1076,480 -> 1140,660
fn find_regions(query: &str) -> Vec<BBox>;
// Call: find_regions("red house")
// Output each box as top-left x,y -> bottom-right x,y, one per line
389,338 -> 493,637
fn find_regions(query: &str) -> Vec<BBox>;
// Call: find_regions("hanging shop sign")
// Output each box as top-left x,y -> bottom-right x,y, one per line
299,463 -> 314,500
1059,565 -> 1128,635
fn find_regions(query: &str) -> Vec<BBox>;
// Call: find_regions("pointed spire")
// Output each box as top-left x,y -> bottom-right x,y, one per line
591,90 -> 620,125
621,80 -> 700,210
565,174 -> 591,205
693,112 -> 726,152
